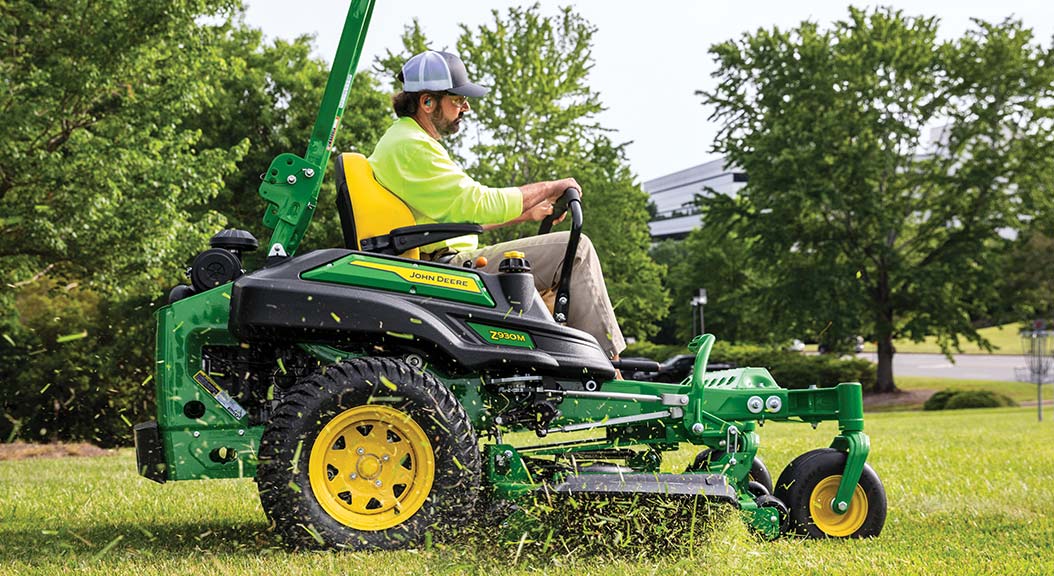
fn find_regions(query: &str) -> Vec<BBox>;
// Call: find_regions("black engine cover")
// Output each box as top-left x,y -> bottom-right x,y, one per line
229,249 -> 616,380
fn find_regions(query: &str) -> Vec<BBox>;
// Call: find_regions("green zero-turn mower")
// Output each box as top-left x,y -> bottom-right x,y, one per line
133,0 -> 887,549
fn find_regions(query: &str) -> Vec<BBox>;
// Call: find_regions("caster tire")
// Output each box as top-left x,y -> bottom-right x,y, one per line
773,448 -> 886,538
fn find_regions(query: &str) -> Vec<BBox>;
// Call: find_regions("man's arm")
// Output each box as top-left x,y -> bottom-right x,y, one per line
482,178 -> 581,230
521,178 -> 580,212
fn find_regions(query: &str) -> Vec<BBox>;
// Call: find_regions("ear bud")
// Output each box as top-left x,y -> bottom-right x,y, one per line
424,98 -> 432,106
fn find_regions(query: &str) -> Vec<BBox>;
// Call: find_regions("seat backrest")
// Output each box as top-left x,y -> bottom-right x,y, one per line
335,152 -> 420,259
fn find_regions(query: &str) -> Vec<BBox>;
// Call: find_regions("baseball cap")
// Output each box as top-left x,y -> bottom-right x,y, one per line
399,50 -> 488,97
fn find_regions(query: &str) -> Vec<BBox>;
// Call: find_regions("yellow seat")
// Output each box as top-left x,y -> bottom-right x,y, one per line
336,152 -> 420,259
335,152 -> 482,260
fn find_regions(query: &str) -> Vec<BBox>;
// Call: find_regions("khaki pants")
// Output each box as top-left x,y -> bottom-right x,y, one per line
449,231 -> 626,358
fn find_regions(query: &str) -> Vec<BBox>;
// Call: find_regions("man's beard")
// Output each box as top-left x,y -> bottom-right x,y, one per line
430,108 -> 463,137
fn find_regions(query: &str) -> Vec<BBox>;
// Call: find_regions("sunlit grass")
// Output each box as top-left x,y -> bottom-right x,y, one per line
2,407 -> 1054,575
894,376 -> 1043,405
858,323 -> 1026,355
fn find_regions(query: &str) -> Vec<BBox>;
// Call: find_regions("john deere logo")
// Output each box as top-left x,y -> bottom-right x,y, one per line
349,260 -> 481,293
408,270 -> 471,289
468,322 -> 534,349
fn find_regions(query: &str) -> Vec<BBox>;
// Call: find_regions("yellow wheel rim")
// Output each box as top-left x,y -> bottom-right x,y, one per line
809,475 -> 868,537
308,404 -> 435,531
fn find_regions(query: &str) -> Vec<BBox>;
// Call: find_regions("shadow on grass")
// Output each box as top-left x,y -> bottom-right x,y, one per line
0,518 -> 279,562
0,495 -> 744,566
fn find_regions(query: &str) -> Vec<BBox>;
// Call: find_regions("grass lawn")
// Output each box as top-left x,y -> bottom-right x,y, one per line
893,376 -> 1045,407
857,322 -> 1027,355
3,407 -> 1054,575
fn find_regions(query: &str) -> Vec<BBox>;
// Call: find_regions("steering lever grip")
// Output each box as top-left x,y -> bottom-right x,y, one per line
538,187 -> 582,235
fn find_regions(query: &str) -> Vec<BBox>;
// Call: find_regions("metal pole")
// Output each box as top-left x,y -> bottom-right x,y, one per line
1033,334 -> 1042,422
1038,335 -> 1044,422
697,289 -> 708,336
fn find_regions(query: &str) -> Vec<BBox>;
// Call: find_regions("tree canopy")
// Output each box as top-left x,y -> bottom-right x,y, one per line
0,0 -> 248,444
0,0 -> 392,444
700,7 -> 1054,392
181,21 -> 392,254
0,0 -> 246,320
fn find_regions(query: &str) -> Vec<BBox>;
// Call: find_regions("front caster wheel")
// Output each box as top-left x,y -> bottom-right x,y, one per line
257,357 -> 481,550
773,448 -> 886,538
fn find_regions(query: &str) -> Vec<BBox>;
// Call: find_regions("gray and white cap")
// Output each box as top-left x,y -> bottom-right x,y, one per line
399,50 -> 488,97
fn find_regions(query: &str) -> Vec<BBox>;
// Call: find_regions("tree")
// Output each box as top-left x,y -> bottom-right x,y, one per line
0,0 -> 247,314
996,232 -> 1054,324
701,8 -> 1054,392
373,19 -> 433,88
0,1 -> 393,444
0,0 -> 248,443
653,224 -> 783,346
454,5 -> 669,339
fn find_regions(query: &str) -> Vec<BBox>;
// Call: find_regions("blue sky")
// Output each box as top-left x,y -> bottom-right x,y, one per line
244,1 -> 1054,182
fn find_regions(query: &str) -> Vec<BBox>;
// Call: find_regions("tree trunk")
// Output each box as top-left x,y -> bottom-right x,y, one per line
875,333 -> 898,394
873,267 -> 899,394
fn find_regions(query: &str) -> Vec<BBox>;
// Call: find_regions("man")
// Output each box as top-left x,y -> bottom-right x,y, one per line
368,50 -> 625,361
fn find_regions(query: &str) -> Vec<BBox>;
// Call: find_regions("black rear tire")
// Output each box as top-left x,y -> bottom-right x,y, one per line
773,448 -> 886,538
256,357 -> 480,550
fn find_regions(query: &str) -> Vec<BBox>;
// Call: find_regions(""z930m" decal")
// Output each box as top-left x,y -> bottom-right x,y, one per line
467,322 -> 535,349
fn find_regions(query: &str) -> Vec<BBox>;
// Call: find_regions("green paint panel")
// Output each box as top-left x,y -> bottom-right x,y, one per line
302,253 -> 495,307
164,427 -> 263,480
155,284 -> 242,431
467,322 -> 535,349
152,283 -> 259,481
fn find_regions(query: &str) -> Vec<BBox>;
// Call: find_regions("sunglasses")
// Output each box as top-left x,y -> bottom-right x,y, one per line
444,93 -> 468,108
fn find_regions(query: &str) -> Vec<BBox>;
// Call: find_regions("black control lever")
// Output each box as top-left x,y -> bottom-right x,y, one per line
537,188 -> 582,324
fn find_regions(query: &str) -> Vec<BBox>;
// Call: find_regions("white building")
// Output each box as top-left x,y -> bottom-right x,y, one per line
642,157 -> 747,239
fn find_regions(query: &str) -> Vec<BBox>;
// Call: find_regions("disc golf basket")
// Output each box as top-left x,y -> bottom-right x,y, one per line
1015,324 -> 1054,421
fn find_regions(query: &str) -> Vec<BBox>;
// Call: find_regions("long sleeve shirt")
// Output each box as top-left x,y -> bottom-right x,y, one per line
368,117 -> 521,253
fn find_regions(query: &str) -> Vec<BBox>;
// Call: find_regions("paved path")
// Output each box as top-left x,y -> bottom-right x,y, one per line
855,352 -> 1037,382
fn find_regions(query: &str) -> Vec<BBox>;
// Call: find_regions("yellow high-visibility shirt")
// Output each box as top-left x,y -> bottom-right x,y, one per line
368,117 -> 522,253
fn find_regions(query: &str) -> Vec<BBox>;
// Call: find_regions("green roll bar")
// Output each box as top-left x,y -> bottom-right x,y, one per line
258,0 -> 376,260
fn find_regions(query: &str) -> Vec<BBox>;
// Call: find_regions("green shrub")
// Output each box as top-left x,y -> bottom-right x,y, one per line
623,341 -> 686,363
922,389 -> 959,411
730,348 -> 875,392
925,389 -> 1018,411
0,282 -> 155,447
